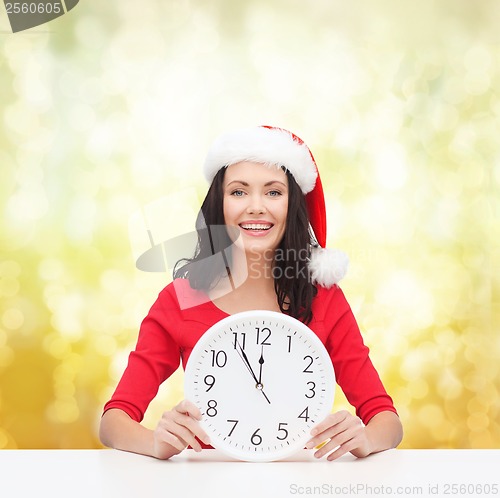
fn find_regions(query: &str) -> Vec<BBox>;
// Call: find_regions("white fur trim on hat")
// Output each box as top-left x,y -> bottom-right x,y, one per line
308,247 -> 349,288
203,127 -> 317,194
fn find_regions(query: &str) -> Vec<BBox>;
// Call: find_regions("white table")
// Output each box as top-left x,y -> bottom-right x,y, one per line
1,449 -> 499,497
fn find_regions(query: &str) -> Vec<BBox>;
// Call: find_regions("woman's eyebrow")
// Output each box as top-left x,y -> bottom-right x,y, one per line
264,180 -> 287,187
226,180 -> 249,187
226,180 -> 287,187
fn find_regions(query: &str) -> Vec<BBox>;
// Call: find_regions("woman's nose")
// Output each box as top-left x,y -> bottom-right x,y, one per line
246,194 -> 266,214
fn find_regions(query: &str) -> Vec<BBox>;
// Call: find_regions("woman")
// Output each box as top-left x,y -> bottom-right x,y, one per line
100,126 -> 403,461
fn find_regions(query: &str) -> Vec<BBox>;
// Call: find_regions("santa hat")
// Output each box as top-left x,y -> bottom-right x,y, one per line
203,126 -> 349,287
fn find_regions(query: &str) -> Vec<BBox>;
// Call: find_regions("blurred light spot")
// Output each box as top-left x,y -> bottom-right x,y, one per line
400,350 -> 425,381
68,103 -> 97,133
448,123 -> 477,156
430,103 -> 458,132
373,142 -> 408,190
75,15 -> 106,50
192,12 -> 220,53
38,258 -> 64,281
469,430 -> 494,448
467,412 -> 490,432
50,293 -> 84,340
467,396 -> 489,415
0,330 -> 6,348
65,196 -> 97,244
442,76 -> 466,105
418,404 -> 444,429
95,335 -> 118,357
43,334 -> 71,359
464,45 -> 492,74
0,345 -> 15,369
437,368 -> 463,400
0,277 -> 20,298
109,350 -> 131,381
494,160 -> 500,187
462,44 -> 492,95
0,430 -> 8,449
464,73 -> 490,96
2,308 -> 24,330
6,185 -> 49,223
409,379 -> 429,399
46,398 -> 80,424
394,387 -> 412,407
376,271 -> 435,329
3,100 -> 41,137
54,380 -> 76,399
53,357 -> 81,382
0,428 -> 17,449
459,162 -> 484,190
0,260 -> 22,278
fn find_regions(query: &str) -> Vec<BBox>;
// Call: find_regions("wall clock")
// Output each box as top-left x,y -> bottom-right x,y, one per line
184,310 -> 335,462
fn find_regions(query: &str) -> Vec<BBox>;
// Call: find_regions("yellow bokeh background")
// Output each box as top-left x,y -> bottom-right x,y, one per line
1,0 -> 499,449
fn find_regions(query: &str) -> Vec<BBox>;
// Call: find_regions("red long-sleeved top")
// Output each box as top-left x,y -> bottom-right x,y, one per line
103,279 -> 397,425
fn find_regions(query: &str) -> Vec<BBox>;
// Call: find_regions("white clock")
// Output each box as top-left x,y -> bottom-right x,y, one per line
184,310 -> 335,462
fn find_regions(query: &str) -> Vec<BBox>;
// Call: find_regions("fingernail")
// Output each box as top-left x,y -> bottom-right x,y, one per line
305,441 -> 314,449
310,428 -> 318,436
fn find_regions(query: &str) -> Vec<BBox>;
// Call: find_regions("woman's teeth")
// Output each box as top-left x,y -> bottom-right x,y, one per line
240,223 -> 272,231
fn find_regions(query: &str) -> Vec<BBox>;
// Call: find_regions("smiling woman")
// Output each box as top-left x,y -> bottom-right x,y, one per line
99,126 -> 402,461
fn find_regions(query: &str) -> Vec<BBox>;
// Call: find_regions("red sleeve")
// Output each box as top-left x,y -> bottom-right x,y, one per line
319,286 -> 398,424
102,286 -> 181,422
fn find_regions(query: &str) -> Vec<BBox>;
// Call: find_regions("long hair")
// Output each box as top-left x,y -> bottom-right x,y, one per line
173,167 -> 317,323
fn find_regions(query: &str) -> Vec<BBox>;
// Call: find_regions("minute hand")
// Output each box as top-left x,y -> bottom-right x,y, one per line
235,343 -> 271,404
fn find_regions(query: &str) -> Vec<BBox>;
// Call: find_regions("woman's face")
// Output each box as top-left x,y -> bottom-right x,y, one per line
222,161 -> 289,256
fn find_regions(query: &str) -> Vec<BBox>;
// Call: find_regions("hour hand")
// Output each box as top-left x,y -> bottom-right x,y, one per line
258,345 -> 264,386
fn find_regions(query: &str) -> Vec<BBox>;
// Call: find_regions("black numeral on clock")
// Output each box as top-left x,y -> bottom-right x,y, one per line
210,350 -> 227,368
256,327 -> 271,345
286,335 -> 292,353
204,375 -> 216,392
227,419 -> 239,437
232,332 -> 246,350
251,428 -> 262,445
298,407 -> 310,422
277,422 -> 289,440
303,355 -> 314,373
206,400 -> 218,417
305,381 -> 316,398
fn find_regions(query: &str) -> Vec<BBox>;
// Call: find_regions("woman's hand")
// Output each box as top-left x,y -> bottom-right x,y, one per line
152,399 -> 211,459
305,410 -> 371,461
306,410 -> 403,461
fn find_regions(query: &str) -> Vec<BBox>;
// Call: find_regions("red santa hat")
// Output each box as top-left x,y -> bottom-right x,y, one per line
203,126 -> 348,287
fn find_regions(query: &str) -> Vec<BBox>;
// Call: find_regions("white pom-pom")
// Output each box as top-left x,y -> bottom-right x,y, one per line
308,247 -> 349,288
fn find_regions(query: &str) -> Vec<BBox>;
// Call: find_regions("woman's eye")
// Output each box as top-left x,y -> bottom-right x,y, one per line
268,190 -> 282,197
231,190 -> 245,197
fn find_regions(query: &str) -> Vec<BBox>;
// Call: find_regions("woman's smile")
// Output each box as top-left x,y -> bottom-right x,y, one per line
239,220 -> 274,236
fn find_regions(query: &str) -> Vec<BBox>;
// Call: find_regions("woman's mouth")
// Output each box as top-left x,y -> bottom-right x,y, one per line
239,222 -> 273,233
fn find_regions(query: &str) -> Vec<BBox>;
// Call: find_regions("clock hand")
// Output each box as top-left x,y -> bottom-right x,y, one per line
235,345 -> 257,380
235,341 -> 271,404
235,342 -> 259,384
258,345 -> 264,386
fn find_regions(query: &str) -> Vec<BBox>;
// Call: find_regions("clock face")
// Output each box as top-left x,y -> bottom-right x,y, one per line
184,310 -> 335,462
